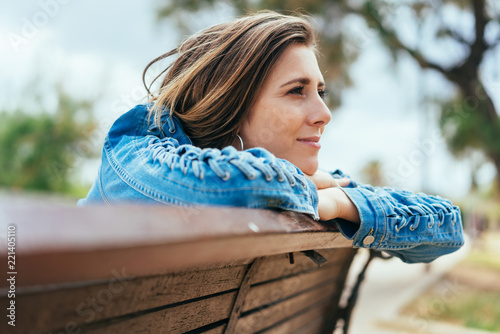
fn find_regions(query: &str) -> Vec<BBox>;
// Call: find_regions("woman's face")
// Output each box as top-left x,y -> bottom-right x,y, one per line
239,44 -> 331,175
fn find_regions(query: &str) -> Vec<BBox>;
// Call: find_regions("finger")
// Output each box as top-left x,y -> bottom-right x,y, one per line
335,178 -> 351,187
304,172 -> 331,189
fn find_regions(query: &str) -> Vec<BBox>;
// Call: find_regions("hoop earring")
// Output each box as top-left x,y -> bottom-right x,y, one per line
236,134 -> 244,151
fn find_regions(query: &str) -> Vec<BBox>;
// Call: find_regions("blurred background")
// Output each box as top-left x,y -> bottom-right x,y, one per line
1,0 -> 499,332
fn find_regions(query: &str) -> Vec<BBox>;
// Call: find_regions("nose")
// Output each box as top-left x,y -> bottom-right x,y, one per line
308,97 -> 331,127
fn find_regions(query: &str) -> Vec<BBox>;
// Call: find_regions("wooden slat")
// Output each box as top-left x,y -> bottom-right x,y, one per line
5,265 -> 246,334
243,263 -> 342,312
84,291 -> 237,334
250,248 -> 352,285
199,324 -> 226,334
0,206 -> 342,253
0,206 -> 352,288
260,300 -> 330,334
226,258 -> 264,333
0,248 -> 356,334
234,281 -> 338,333
0,202 -> 356,334
6,232 -> 351,288
291,317 -> 326,334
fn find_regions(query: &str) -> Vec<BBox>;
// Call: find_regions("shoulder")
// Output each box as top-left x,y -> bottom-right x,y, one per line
107,103 -> 192,147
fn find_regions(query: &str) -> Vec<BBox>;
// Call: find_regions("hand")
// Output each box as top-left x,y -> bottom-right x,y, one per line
317,188 -> 360,223
305,170 -> 359,222
305,170 -> 351,190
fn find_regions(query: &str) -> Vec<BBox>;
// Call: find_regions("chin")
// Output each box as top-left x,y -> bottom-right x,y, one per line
297,159 -> 319,176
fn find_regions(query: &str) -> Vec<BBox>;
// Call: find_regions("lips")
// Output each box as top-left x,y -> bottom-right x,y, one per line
297,136 -> 321,149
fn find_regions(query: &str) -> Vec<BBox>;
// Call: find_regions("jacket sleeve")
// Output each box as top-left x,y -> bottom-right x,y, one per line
329,170 -> 464,263
97,132 -> 320,219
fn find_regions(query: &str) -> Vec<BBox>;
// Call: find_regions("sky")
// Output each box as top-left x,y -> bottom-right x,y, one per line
1,0 -> 499,199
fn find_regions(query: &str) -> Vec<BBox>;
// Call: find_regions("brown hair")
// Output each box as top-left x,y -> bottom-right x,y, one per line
143,11 -> 318,149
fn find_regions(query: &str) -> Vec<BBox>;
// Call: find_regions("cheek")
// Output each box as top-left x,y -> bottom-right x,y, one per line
266,109 -> 290,133
243,100 -> 305,153
253,127 -> 277,146
240,114 -> 276,148
260,105 -> 304,140
247,107 -> 289,146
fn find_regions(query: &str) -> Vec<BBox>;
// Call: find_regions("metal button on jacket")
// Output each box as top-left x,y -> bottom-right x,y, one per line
363,235 -> 375,245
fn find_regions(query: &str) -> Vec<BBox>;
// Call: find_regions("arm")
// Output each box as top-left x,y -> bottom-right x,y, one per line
312,170 -> 464,263
107,137 -> 319,218
81,105 -> 319,219
305,170 -> 360,223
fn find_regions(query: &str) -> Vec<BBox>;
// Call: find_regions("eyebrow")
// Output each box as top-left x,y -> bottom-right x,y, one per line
280,77 -> 325,88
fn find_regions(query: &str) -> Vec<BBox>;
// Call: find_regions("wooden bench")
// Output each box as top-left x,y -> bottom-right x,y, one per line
0,204 -> 356,334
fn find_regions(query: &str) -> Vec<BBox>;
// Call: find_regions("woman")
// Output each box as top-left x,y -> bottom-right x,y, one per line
79,11 -> 464,263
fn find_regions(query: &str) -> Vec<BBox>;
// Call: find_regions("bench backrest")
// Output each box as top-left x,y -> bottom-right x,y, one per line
0,204 -> 355,333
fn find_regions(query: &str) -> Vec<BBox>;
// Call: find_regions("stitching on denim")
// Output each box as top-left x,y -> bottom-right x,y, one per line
101,105 -> 316,215
97,165 -> 111,206
118,145 -> 312,196
107,153 -> 314,214
340,189 -> 368,244
166,117 -> 176,134
428,214 -> 435,228
104,137 -> 315,215
229,159 -> 257,180
270,163 -> 286,182
394,216 -> 408,233
148,138 -> 302,187
371,190 -> 388,246
437,211 -> 444,227
380,240 -> 464,250
409,215 -> 420,231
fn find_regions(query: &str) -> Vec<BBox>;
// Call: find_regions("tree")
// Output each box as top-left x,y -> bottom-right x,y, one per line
155,0 -> 500,191
0,85 -> 97,194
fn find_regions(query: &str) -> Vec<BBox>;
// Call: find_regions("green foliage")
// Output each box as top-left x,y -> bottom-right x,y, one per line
440,96 -> 500,158
403,251 -> 500,332
401,242 -> 500,331
465,250 -> 500,271
410,287 -> 500,331
0,88 -> 97,194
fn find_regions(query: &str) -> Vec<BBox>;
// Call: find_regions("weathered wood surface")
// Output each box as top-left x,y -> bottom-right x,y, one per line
234,280 -> 339,333
10,265 -> 246,332
0,205 -> 356,334
87,291 -> 238,334
0,205 -> 352,287
259,301 -> 329,334
243,263 -> 343,312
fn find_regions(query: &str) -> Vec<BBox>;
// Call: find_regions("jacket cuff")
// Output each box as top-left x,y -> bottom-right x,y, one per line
335,187 -> 384,248
304,177 -> 319,220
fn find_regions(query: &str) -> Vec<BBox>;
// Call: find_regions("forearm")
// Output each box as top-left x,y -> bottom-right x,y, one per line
313,169 -> 464,263
337,186 -> 464,263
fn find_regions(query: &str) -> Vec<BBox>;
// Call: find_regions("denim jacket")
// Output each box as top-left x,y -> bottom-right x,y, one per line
79,104 -> 464,263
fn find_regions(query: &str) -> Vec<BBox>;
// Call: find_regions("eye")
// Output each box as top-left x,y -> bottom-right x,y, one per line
288,86 -> 304,96
318,88 -> 329,100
